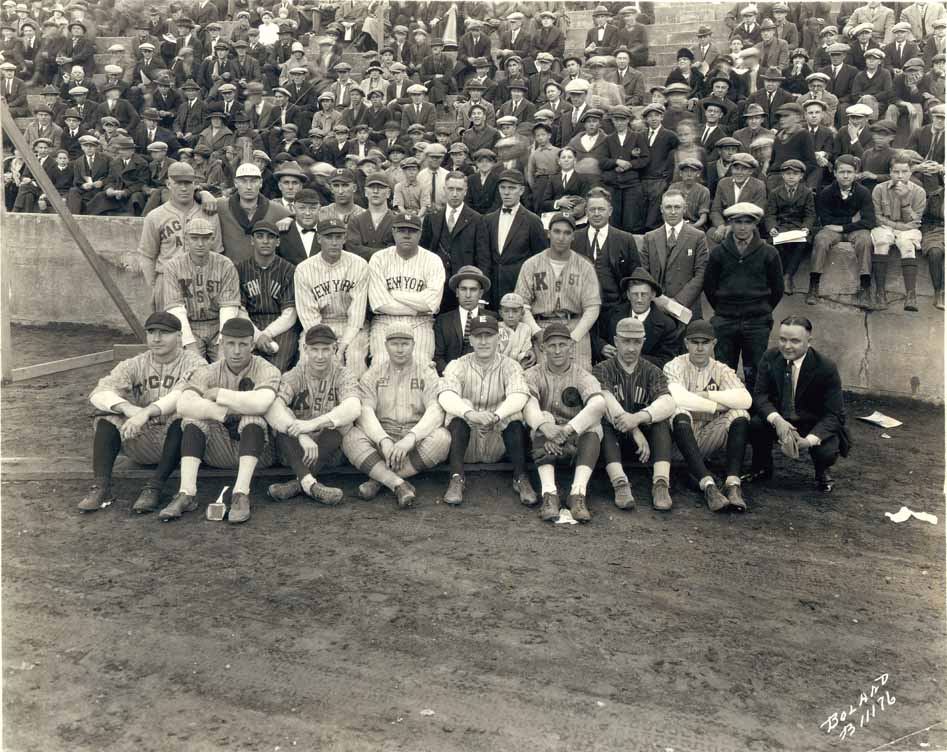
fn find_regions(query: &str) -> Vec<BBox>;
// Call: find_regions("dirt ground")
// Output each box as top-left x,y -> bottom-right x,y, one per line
2,324 -> 945,752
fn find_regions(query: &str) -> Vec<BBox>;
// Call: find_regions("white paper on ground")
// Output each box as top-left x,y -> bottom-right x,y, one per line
858,411 -> 903,429
885,505 -> 938,525
555,508 -> 579,525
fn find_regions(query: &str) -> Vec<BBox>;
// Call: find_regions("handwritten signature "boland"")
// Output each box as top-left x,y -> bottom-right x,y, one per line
820,673 -> 897,741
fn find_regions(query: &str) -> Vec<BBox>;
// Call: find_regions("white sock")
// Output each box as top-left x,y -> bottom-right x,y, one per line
537,464 -> 557,494
369,462 -> 404,491
699,475 -> 714,490
301,474 -> 316,495
570,465 -> 593,495
725,475 -> 741,488
232,455 -> 258,495
653,461 -> 670,485
606,462 -> 627,485
179,457 -> 201,496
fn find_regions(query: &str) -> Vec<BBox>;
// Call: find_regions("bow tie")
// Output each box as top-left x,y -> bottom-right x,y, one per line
300,227 -> 316,234
502,207 -> 513,214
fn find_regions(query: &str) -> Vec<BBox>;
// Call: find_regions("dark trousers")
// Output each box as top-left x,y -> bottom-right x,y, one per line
640,177 -> 668,231
711,314 -> 772,390
748,415 -> 840,477
609,181 -> 644,234
447,417 -> 528,476
601,420 -> 672,466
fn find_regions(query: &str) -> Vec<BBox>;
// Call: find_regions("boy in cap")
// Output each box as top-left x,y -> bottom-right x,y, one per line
237,220 -> 300,371
764,159 -> 816,294
593,316 -> 677,510
80,310 -> 207,514
347,171 -> 396,260
163,317 -> 281,524
162,216 -> 241,361
265,324 -> 362,507
498,292 -> 533,365
523,322 -> 607,522
707,152 -> 767,243
887,57 -> 927,131
664,319 -> 751,513
704,202 -> 784,390
393,156 -> 425,213
342,325 -> 451,508
436,313 -> 537,507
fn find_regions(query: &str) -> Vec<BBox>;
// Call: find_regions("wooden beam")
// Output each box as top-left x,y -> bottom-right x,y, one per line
113,343 -> 150,359
0,106 -> 148,342
11,350 -> 114,381
1,127 -> 12,384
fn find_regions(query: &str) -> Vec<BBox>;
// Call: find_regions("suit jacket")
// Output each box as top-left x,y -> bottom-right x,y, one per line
584,24 -> 621,55
833,126 -> 874,160
820,63 -> 859,104
752,346 -> 851,454
420,204 -> 488,311
61,37 -> 96,75
710,177 -> 768,228
466,168 -> 502,215
345,209 -> 395,261
456,32 -> 492,66
613,66 -> 646,105
639,223 -> 708,316
538,171 -> 595,212
758,37 -> 791,70
174,97 -> 206,138
278,223 -> 319,267
133,124 -> 181,157
259,103 -> 306,133
604,302 -> 680,368
901,2 -> 947,41
475,205 -> 548,309
641,127 -> 680,180
883,40 -> 920,71
149,88 -> 182,127
573,224 -> 640,308
59,101 -> 100,132
231,55 -> 262,87
0,76 -> 27,110
433,307 -> 480,374
743,88 -> 796,129
72,153 -> 113,189
497,28 -> 534,63
794,91 -> 839,127
340,103 -> 373,131
60,127 -> 88,160
496,98 -> 536,123
400,101 -> 436,132
599,130 -> 650,187
106,154 -> 150,193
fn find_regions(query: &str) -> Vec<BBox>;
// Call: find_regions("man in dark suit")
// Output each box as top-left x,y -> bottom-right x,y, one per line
584,6 -> 621,57
433,265 -> 490,374
639,189 -> 710,320
847,25 -> 883,71
400,84 -> 437,132
67,135 -> 113,214
475,169 -> 548,310
573,187 -> 640,308
495,12 -> 535,73
466,149 -> 502,216
174,80 -> 206,147
60,21 -> 95,76
746,316 -> 850,492
452,20 -> 492,90
277,188 -> 321,266
0,61 -> 28,115
420,172 -> 489,312
133,108 -> 181,158
60,109 -> 89,160
821,44 -> 860,115
537,148 -> 595,213
742,67 -> 795,128
602,267 -> 680,368
640,103 -> 680,231
558,81 -> 591,147
86,137 -> 150,216
802,98 -> 838,191
884,22 -> 921,73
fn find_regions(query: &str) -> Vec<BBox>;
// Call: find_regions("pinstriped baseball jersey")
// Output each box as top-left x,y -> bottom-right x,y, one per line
439,353 -> 530,411
180,355 -> 282,397
514,250 -> 601,317
294,250 -> 369,330
593,356 -> 670,413
278,360 -> 359,425
359,359 -> 441,436
91,349 -> 207,423
525,362 -> 602,424
236,255 -> 296,326
663,354 -> 747,431
368,246 -> 446,316
162,253 -> 241,322
138,202 -> 224,276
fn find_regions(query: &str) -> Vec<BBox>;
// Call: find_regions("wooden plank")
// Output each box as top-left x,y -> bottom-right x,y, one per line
0,106 -> 148,343
11,350 -> 114,381
113,343 -> 151,359
1,127 -> 11,384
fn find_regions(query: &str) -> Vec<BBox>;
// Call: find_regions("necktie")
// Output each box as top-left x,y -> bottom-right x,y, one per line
927,131 -> 942,160
781,359 -> 796,419
592,229 -> 600,258
430,173 -> 437,205
668,226 -> 677,248
300,227 -> 315,234
447,207 -> 457,231
502,207 -> 513,213
649,129 -> 656,146
462,310 -> 471,347
702,126 -> 710,145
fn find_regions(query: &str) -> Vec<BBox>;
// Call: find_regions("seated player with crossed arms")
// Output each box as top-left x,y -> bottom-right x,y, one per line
160,318 -> 281,524
342,326 -> 451,509
293,217 -> 371,377
163,217 -> 242,361
522,323 -> 606,523
265,325 -> 362,506
436,314 -> 537,508
663,319 -> 751,513
79,312 -> 207,514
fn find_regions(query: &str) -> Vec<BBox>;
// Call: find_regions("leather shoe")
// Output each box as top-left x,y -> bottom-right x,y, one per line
394,480 -> 416,509
817,472 -> 834,493
741,465 -> 773,484
726,483 -> 747,511
935,290 -> 945,310
703,482 -> 729,512
132,484 -> 162,514
904,290 -> 918,312
612,479 -> 635,510
651,480 -> 672,511
268,479 -> 302,501
539,492 -> 560,521
568,493 -> 591,522
78,483 -> 115,512
513,473 -> 538,506
358,479 -> 382,500
158,491 -> 198,521
227,492 -> 251,524
443,473 -> 465,505
306,480 -> 344,505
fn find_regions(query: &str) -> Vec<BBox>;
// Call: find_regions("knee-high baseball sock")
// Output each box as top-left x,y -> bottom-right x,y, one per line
92,419 -> 122,484
872,256 -> 889,290
368,461 -> 405,491
606,463 -> 627,485
150,419 -> 183,488
725,417 -> 749,485
448,418 -> 471,476
537,463 -> 557,493
179,424 -> 206,496
902,260 -> 918,294
502,421 -> 528,476
672,415 -> 713,487
233,424 -> 265,495
313,429 -> 342,474
276,433 -> 310,482
653,461 -> 671,485
570,433 -> 600,494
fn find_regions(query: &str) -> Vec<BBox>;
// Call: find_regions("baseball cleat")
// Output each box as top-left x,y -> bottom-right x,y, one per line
158,492 -> 198,521
704,483 -> 729,512
539,492 -> 560,521
306,480 -> 344,505
268,479 -> 302,501
131,484 -> 162,514
77,483 -> 115,512
726,483 -> 747,511
817,472 -> 834,493
443,473 -> 465,506
227,492 -> 251,524
394,480 -> 417,509
612,478 -> 636,510
567,493 -> 591,522
904,291 -> 918,312
651,480 -> 673,511
358,479 -> 382,500
513,473 -> 538,506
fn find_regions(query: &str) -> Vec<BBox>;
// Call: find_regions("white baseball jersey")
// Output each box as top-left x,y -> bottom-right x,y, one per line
663,354 -> 746,432
180,355 -> 282,397
359,358 -> 441,437
294,250 -> 369,330
514,250 -> 600,318
163,252 -> 241,322
439,353 -> 530,413
368,245 -> 445,317
278,360 -> 359,429
138,202 -> 224,276
525,362 -> 601,425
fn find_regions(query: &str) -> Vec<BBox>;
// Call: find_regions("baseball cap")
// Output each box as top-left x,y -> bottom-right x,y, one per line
144,311 -> 182,332
500,293 -> 525,309
393,212 -> 422,230
251,220 -> 280,237
221,318 -> 255,338
305,324 -> 338,345
329,168 -> 356,184
542,322 -> 572,343
365,172 -> 392,188
683,320 -> 715,341
497,169 -> 525,186
615,318 -> 645,338
548,212 -> 576,230
294,188 -> 320,205
318,218 -> 347,235
186,217 -> 215,235
235,163 -> 262,178
385,326 -> 415,342
468,315 -> 499,336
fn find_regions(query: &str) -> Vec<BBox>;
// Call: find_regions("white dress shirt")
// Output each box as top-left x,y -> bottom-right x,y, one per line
497,203 -> 519,254
296,222 -> 317,257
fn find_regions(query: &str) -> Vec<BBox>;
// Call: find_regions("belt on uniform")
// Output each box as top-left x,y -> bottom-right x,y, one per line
536,311 -> 575,322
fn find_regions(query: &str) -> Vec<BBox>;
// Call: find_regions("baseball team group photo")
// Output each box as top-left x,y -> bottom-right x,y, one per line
0,0 -> 944,749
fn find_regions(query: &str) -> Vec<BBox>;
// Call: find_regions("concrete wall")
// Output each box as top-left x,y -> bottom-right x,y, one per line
3,214 -> 944,403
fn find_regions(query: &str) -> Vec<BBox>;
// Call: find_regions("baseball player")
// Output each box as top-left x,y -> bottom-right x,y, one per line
160,318 -> 281,524
163,217 -> 242,362
293,217 -> 371,377
522,323 -> 606,523
317,168 -> 366,227
368,211 -> 446,367
514,213 -> 601,371
78,312 -> 207,514
663,319 -> 751,513
593,317 -> 677,511
265,325 -> 362,506
436,314 -> 537,507
236,220 -> 300,371
341,326 -> 451,508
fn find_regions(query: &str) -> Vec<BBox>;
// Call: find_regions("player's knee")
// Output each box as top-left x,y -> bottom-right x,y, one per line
181,416 -> 211,435
238,415 -> 268,433
726,408 -> 750,424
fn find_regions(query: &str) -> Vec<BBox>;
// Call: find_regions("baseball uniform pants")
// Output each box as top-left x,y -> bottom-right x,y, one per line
530,412 -> 601,467
180,415 -> 274,468
811,229 -> 873,276
275,429 -> 344,481
342,425 -> 451,478
93,416 -> 183,486
601,420 -> 672,468
447,417 -> 529,472
671,410 -> 749,482
748,415 -> 840,478
370,315 -> 435,368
